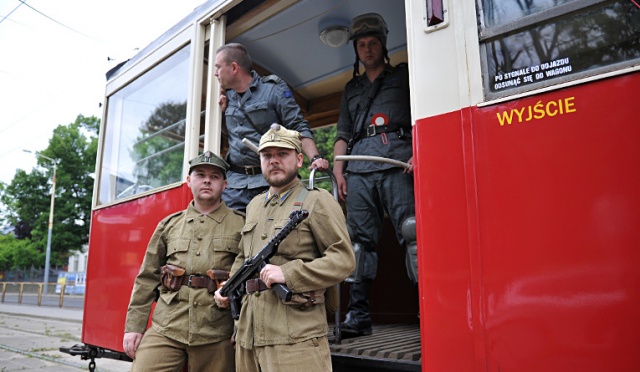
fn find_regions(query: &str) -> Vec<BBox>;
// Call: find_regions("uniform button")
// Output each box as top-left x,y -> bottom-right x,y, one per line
197,236 -> 202,241
270,201 -> 277,206
254,292 -> 260,297
194,302 -> 199,307
261,233 -> 267,240
196,252 -> 200,256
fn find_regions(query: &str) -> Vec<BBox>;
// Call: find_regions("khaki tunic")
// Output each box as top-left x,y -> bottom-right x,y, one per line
125,201 -> 244,346
234,181 -> 355,349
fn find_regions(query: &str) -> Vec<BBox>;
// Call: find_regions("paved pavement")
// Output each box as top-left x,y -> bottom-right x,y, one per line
0,302 -> 83,322
0,303 -> 130,371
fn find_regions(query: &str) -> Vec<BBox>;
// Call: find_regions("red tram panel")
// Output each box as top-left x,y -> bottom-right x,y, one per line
82,184 -> 192,352
414,74 -> 640,371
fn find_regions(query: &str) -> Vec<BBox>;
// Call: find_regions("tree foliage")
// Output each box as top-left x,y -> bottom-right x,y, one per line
0,234 -> 41,269
0,114 -> 98,270
300,125 -> 337,192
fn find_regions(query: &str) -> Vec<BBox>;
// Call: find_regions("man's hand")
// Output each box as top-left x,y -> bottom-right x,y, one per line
214,284 -> 230,309
404,156 -> 414,174
260,264 -> 285,288
123,332 -> 143,360
334,171 -> 348,203
218,88 -> 228,111
309,157 -> 330,172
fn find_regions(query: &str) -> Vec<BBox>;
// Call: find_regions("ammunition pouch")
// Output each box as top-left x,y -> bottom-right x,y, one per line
160,264 -> 186,291
282,288 -> 326,308
206,269 -> 231,293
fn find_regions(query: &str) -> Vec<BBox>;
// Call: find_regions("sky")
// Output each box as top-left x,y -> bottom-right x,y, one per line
0,0 -> 205,185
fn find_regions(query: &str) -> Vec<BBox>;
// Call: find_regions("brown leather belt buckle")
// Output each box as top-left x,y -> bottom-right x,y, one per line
183,275 -> 209,288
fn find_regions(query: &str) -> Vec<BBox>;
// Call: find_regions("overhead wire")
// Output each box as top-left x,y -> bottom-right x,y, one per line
0,0 -> 110,136
16,0 -> 98,40
0,1 -> 23,25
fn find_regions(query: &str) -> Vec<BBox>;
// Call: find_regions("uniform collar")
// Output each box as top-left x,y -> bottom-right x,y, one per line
263,181 -> 301,206
186,200 -> 229,223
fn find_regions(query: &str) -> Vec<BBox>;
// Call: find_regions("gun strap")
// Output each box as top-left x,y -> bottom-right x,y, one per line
349,72 -> 385,150
292,186 -> 310,211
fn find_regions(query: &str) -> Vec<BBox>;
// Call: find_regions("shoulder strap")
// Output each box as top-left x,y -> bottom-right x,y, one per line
262,74 -> 282,84
350,74 -> 385,148
238,105 -> 266,136
292,186 -> 310,211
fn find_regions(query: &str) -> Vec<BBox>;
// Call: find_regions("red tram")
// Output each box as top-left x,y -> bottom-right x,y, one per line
64,1 -> 640,371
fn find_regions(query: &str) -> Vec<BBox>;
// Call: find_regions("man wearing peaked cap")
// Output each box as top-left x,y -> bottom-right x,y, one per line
215,124 -> 355,371
188,150 -> 230,177
123,149 -> 244,372
257,123 -> 302,153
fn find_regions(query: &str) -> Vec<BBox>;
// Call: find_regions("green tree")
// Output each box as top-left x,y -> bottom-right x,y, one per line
0,114 -> 98,269
300,125 -> 337,193
0,235 -> 41,270
2,170 -> 49,240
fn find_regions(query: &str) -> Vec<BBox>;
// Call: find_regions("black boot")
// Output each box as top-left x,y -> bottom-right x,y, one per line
340,280 -> 373,338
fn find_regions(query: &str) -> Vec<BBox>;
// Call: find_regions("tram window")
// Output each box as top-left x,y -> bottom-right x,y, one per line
478,0 -> 640,98
480,0 -> 576,27
98,45 -> 190,205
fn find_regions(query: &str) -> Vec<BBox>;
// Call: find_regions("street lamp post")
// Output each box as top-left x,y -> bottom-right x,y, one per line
23,150 -> 57,295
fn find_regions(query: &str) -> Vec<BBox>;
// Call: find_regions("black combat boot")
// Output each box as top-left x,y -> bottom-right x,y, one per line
340,280 -> 372,338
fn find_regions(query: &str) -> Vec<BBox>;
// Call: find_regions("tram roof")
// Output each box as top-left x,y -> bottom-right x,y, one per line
106,0 -> 407,126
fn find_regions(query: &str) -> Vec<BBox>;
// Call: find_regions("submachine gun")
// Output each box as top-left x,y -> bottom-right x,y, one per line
219,209 -> 310,320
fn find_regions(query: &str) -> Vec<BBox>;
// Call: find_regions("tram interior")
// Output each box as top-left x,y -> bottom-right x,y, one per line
210,0 -> 418,323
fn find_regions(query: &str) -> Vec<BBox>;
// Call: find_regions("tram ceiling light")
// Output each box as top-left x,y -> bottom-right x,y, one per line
319,25 -> 350,47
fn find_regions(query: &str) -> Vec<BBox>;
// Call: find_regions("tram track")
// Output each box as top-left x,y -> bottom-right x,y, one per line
0,343 -> 86,369
0,308 -> 129,371
0,311 -> 85,370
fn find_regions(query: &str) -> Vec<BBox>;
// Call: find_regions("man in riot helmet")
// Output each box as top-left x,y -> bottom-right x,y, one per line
333,12 -> 417,338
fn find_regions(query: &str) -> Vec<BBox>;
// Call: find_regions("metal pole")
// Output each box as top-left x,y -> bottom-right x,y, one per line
23,150 -> 56,295
44,162 -> 56,294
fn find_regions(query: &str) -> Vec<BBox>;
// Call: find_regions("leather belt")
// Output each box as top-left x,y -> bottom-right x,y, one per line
365,124 -> 411,139
228,162 -> 261,176
245,278 -> 268,294
181,275 -> 212,289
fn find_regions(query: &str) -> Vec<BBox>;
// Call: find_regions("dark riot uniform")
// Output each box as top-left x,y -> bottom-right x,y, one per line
336,62 -> 416,336
336,62 -> 415,274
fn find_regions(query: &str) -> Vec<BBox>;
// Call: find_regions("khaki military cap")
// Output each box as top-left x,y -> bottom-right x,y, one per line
258,123 -> 302,153
188,150 -> 229,178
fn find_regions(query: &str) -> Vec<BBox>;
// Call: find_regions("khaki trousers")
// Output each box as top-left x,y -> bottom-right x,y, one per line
236,336 -> 332,372
131,328 -> 234,372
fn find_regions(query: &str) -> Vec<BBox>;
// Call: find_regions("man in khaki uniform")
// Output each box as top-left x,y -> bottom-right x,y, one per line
123,151 -> 245,372
215,124 -> 354,371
